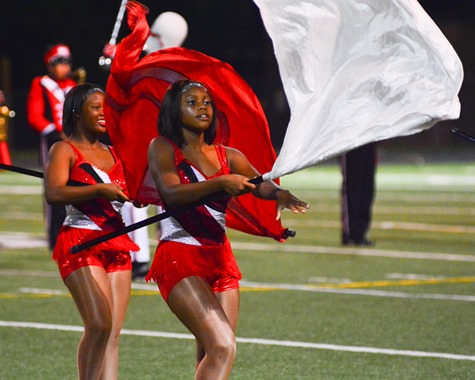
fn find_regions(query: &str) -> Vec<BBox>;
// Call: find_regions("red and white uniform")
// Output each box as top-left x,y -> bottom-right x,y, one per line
53,142 -> 139,280
26,75 -> 76,136
158,145 -> 230,246
146,140 -> 242,302
27,75 -> 77,250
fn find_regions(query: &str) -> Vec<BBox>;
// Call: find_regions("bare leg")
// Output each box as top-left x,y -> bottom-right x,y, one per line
196,288 -> 240,366
64,266 -> 113,380
217,289 -> 240,332
168,277 -> 238,380
100,270 -> 131,380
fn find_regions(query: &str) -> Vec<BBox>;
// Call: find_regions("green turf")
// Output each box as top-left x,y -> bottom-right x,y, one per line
1,163 -> 475,379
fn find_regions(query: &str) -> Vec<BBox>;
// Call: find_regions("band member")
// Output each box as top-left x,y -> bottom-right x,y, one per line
44,83 -> 138,379
27,44 -> 77,250
146,79 -> 309,379
341,143 -> 377,246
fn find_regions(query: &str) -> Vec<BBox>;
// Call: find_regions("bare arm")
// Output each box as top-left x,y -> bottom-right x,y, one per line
227,147 -> 310,219
44,141 -> 129,205
147,137 -> 256,209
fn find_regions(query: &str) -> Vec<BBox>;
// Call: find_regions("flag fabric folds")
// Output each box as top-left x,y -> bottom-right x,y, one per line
253,0 -> 464,181
105,1 -> 287,241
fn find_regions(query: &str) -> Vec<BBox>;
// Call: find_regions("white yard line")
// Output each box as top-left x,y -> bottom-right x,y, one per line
300,204 -> 475,215
8,281 -> 475,303
0,233 -> 47,249
231,242 -> 475,262
239,281 -> 475,302
131,282 -> 475,303
19,287 -> 66,295
377,221 -> 475,233
297,190 -> 475,203
283,219 -> 475,234
1,211 -> 42,219
1,320 -> 474,362
0,270 -> 57,278
0,185 -> 41,195
281,172 -> 475,191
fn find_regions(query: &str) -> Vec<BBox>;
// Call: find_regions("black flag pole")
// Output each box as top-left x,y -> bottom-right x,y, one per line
0,163 -> 86,187
0,163 -> 43,178
451,128 -> 475,144
71,176 -> 265,253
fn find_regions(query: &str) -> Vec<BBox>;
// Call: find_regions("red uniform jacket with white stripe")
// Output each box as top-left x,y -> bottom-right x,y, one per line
26,75 -> 76,135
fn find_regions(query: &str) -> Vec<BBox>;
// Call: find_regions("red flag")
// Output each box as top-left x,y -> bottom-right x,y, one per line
105,1 -> 287,241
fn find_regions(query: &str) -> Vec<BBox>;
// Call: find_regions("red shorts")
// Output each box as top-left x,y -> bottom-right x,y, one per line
145,239 -> 242,302
53,226 -> 135,280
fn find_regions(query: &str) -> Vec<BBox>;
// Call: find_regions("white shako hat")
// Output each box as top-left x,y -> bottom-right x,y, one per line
144,12 -> 188,53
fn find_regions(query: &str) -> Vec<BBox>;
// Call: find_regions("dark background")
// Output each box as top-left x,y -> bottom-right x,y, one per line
1,0 -> 474,161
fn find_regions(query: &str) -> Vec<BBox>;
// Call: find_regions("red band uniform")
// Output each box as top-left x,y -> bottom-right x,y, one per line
26,44 -> 77,250
53,142 -> 138,280
145,139 -> 242,302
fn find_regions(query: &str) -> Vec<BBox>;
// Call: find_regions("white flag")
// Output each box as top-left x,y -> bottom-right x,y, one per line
254,0 -> 464,181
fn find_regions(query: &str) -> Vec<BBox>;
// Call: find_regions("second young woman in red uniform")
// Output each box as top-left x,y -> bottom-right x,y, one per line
146,79 -> 309,379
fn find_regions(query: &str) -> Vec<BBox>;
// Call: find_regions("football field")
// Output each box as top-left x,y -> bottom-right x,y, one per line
1,162 -> 475,379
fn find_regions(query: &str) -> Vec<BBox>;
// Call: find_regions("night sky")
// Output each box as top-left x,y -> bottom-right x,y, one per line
1,0 -> 474,151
